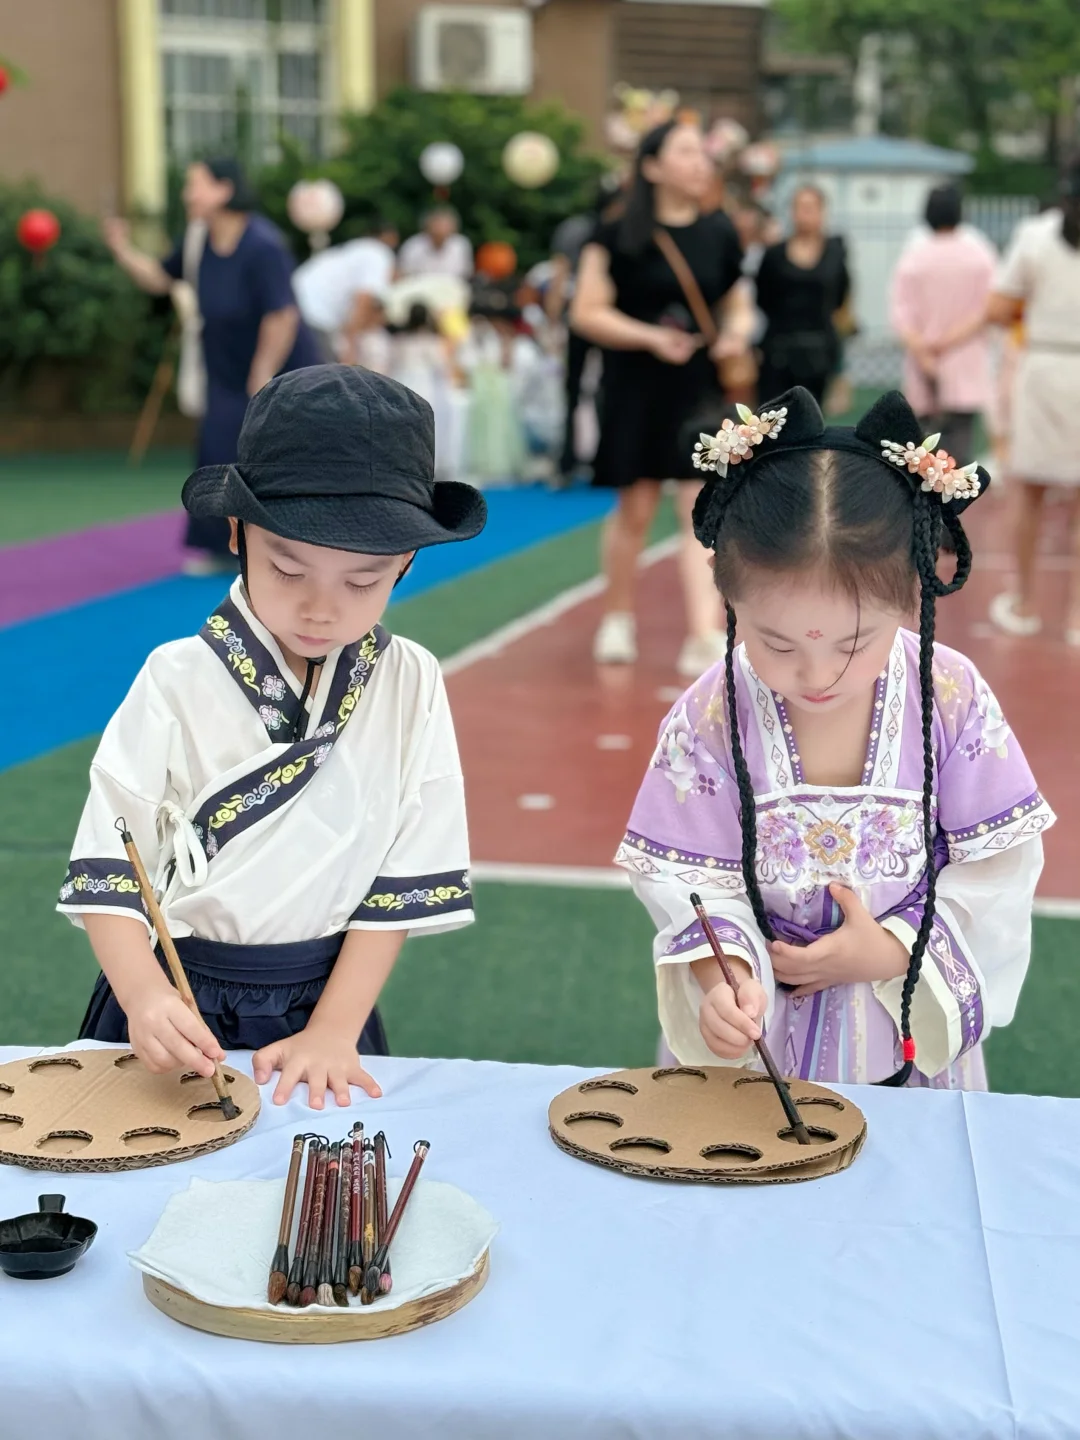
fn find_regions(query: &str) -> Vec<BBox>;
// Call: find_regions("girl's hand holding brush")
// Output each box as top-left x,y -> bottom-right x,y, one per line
692,955 -> 768,1061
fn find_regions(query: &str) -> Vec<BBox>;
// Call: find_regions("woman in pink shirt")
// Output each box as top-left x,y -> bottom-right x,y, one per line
889,185 -> 996,465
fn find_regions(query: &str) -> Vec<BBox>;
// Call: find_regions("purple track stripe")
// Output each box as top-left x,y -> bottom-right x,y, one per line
0,510 -> 185,627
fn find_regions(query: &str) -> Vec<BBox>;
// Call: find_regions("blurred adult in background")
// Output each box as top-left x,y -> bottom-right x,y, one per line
547,207 -> 600,480
292,219 -> 399,363
546,180 -> 625,482
572,120 -> 753,677
105,157 -> 319,574
890,185 -> 995,466
398,206 -> 473,281
754,185 -> 849,406
988,159 -> 1080,642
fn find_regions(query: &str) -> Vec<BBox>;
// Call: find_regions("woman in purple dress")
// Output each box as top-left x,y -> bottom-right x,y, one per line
617,386 -> 1052,1088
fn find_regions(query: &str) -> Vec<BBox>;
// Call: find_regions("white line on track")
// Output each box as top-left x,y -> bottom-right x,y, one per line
440,535 -> 679,677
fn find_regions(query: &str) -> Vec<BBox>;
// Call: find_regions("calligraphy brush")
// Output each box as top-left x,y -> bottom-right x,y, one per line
689,893 -> 812,1145
299,1141 -> 329,1307
285,1135 -> 322,1305
332,1143 -> 351,1307
348,1123 -> 364,1295
114,818 -> 239,1121
268,1133 -> 307,1304
374,1130 -> 392,1295
317,1141 -> 341,1307
364,1140 -> 430,1302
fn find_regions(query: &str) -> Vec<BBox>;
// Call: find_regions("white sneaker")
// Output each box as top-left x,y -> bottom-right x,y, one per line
989,592 -> 1041,637
676,631 -> 728,679
593,611 -> 637,664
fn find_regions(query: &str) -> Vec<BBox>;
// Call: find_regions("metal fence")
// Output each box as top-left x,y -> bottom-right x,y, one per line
842,194 -> 1038,387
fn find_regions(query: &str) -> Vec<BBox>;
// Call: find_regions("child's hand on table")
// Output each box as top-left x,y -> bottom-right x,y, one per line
768,883 -> 909,997
699,959 -> 768,1060
127,984 -> 225,1077
253,1022 -> 383,1109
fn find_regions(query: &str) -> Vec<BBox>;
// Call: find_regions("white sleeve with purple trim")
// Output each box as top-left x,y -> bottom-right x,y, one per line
875,835 -> 1044,1078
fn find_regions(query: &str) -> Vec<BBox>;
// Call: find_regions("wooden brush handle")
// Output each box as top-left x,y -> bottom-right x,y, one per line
118,823 -> 232,1106
383,1141 -> 429,1251
690,896 -> 811,1143
278,1135 -> 306,1246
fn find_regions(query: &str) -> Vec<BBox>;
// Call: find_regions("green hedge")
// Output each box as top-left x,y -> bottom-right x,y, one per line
0,182 -> 172,414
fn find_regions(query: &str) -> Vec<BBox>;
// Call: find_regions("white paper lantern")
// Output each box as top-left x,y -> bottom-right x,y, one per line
419,142 -> 465,187
286,179 -> 344,250
502,131 -> 559,189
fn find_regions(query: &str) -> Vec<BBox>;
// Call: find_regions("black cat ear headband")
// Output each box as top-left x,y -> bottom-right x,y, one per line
691,387 -> 991,547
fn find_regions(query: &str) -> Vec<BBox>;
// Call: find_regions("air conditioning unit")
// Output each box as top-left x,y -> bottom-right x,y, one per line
412,5 -> 533,96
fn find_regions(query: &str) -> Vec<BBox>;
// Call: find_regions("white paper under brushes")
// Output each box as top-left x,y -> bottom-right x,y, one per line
129,1176 -> 498,1312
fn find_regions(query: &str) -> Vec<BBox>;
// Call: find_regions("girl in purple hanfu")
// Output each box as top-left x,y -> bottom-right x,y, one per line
616,386 -> 1054,1088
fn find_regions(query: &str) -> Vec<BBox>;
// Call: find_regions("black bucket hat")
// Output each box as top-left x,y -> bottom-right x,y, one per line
182,364 -> 487,554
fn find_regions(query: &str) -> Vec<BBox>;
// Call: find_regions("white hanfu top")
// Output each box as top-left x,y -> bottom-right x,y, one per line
58,580 -> 473,946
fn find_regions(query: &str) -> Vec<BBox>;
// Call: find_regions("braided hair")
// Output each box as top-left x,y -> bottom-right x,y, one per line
693,388 -> 982,1085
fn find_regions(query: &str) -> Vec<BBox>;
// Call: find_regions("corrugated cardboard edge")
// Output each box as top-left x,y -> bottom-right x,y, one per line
0,1052 -> 260,1172
550,1121 -> 866,1184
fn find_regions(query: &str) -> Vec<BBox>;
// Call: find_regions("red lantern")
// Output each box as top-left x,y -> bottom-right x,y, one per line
17,208 -> 61,255
0,68 -> 9,96
475,240 -> 517,281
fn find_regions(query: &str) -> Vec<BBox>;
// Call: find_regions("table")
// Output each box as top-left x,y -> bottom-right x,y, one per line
1,1042 -> 1078,1440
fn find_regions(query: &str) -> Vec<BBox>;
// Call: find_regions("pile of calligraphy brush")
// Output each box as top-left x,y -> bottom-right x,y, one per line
267,1128 -> 430,1309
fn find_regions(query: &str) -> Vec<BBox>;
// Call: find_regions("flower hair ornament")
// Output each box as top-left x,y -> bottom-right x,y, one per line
880,433 -> 982,503
692,403 -> 788,477
691,386 -> 991,549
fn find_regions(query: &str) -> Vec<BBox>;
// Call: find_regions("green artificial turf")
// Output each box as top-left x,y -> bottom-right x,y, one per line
0,450 -> 189,545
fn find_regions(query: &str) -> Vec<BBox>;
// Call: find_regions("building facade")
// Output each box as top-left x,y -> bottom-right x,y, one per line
0,0 -> 765,219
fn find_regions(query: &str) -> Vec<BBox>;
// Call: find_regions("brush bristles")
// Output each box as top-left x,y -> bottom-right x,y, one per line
316,1282 -> 334,1307
299,1285 -> 316,1308
363,1262 -> 382,1298
379,1272 -> 392,1294
332,1282 -> 348,1308
219,1096 -> 240,1120
285,1281 -> 301,1306
267,1271 -> 288,1305
348,1264 -> 362,1295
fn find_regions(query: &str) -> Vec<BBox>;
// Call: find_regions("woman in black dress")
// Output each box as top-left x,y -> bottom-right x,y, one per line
755,185 -> 850,406
571,121 -> 754,677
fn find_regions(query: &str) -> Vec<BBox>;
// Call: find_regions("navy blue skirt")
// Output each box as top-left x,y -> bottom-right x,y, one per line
79,933 -> 389,1056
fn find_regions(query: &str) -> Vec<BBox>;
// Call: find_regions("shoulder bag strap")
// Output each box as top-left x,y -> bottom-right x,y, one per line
652,226 -> 719,346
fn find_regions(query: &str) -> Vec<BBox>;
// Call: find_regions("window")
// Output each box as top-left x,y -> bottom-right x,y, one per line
158,0 -> 330,164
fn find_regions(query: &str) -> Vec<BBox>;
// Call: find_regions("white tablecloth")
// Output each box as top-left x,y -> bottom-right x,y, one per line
0,1043 -> 1077,1440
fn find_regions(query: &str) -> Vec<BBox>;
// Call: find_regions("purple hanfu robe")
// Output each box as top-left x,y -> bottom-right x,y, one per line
616,630 -> 1055,1088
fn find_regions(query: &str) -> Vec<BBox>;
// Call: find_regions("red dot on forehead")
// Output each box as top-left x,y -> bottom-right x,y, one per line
806,629 -> 824,639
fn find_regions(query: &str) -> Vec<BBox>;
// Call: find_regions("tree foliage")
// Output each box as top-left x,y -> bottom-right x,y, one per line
257,86 -> 608,271
775,0 -> 1080,168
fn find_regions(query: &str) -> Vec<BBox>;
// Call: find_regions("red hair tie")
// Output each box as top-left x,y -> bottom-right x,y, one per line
902,1037 -> 916,1064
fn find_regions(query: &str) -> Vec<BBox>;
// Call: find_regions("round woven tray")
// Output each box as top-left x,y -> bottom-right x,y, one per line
142,1251 -> 490,1343
0,1050 -> 259,1172
549,1065 -> 866,1184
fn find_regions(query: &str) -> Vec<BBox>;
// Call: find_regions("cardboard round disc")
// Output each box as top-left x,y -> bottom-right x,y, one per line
0,1050 -> 259,1172
549,1066 -> 866,1184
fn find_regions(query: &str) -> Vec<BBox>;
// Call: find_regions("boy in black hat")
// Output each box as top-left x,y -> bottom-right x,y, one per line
58,366 -> 487,1110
